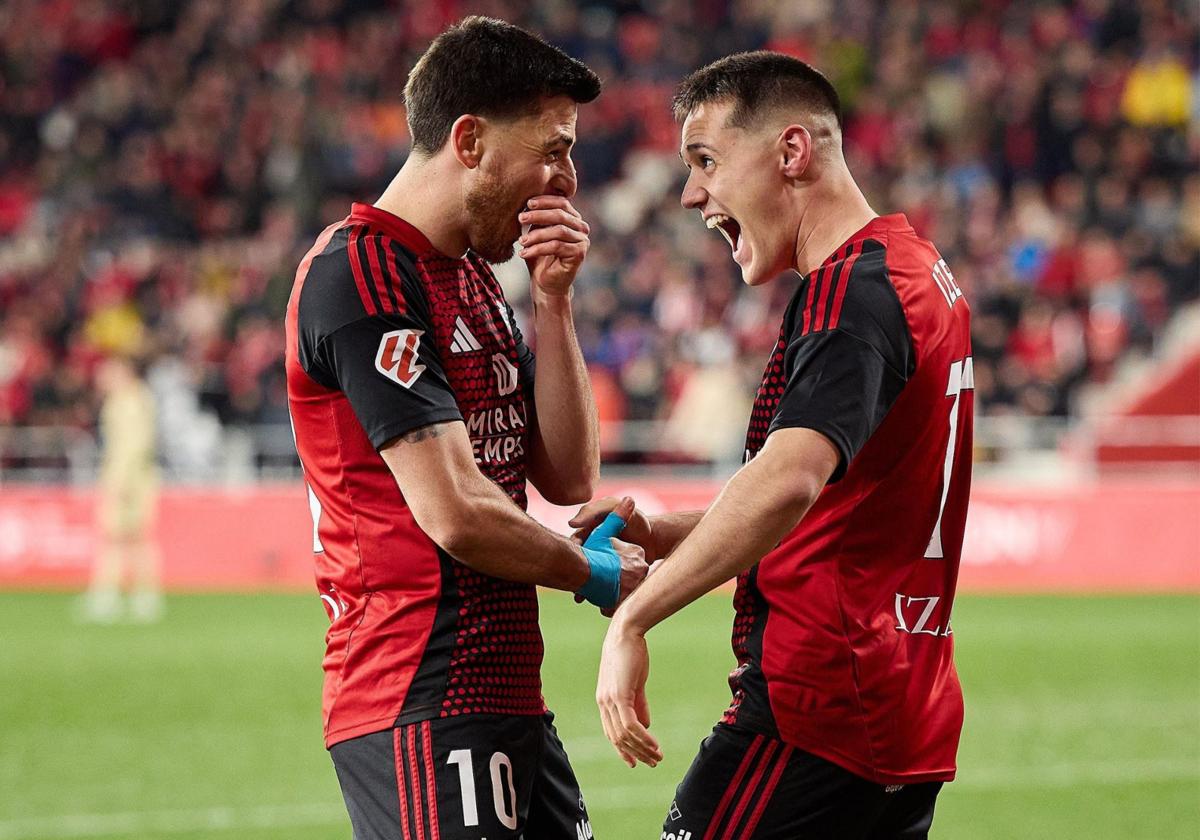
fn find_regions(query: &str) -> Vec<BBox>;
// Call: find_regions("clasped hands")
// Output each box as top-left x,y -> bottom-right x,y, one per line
569,496 -> 659,614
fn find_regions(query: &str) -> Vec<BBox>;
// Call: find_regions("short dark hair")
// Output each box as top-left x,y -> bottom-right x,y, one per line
404,17 -> 602,155
672,51 -> 842,132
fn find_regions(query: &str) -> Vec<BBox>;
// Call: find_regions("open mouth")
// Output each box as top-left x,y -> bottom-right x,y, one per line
705,213 -> 742,256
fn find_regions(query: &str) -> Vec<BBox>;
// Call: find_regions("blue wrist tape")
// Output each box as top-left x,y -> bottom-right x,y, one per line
577,512 -> 626,609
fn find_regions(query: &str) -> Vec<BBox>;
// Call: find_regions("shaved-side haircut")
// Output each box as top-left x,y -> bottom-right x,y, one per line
672,51 -> 842,134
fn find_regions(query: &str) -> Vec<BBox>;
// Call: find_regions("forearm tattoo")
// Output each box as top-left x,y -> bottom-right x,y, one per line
399,423 -> 448,444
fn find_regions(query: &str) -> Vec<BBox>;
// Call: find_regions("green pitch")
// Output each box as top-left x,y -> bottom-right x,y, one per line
1,591 -> 1196,839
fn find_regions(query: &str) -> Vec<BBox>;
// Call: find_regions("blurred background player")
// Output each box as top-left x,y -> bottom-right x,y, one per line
285,17 -> 646,840
79,354 -> 162,623
581,53 -> 972,838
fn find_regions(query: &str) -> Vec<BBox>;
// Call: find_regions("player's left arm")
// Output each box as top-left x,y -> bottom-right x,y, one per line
596,253 -> 916,766
595,428 -> 838,766
517,195 -> 599,505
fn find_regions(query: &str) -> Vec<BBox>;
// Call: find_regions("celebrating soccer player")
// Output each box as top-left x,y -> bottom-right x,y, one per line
285,18 -> 647,840
577,52 -> 973,838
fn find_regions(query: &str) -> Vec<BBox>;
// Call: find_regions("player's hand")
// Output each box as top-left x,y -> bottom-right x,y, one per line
518,196 -> 589,297
576,497 -> 648,616
612,534 -> 649,612
596,619 -> 662,768
570,496 -> 658,562
573,497 -> 650,615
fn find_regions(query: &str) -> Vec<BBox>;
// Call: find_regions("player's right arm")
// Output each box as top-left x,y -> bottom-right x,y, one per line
378,422 -> 642,595
297,237 -> 645,606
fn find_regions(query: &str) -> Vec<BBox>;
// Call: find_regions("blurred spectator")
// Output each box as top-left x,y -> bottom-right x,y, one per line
0,0 -> 1196,467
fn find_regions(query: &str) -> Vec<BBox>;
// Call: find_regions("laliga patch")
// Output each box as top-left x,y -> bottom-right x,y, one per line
375,329 -> 426,388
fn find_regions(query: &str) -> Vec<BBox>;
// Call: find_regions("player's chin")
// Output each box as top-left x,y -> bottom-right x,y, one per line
737,249 -> 767,286
474,236 -> 518,264
742,270 -> 771,287
741,245 -> 786,287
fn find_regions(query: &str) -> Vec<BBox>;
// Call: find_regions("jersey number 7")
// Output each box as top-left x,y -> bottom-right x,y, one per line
925,357 -> 973,559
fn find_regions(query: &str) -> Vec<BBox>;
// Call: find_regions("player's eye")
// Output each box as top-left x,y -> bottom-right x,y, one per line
700,155 -> 715,169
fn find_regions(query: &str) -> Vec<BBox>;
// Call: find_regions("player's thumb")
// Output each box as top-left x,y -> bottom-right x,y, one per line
613,496 -> 635,522
587,497 -> 633,544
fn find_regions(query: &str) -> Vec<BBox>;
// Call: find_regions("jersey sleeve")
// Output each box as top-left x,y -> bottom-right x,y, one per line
768,251 -> 914,482
296,234 -> 462,449
317,314 -> 462,448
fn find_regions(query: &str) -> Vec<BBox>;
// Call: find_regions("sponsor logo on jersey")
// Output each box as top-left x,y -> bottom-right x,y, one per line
668,800 -> 683,821
450,317 -> 483,354
492,352 -> 519,396
661,830 -> 692,840
466,403 -> 527,465
375,329 -> 426,388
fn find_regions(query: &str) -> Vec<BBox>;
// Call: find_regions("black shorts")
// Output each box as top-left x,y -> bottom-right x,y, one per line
663,724 -> 943,840
330,712 -> 593,840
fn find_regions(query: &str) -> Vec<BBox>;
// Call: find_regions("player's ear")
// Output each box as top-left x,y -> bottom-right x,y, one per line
780,124 -> 812,180
450,114 -> 485,170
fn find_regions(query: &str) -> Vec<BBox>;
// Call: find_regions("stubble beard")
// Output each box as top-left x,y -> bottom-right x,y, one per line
464,167 -> 521,264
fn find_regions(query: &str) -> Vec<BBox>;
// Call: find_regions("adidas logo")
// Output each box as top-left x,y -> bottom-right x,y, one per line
449,317 -> 483,354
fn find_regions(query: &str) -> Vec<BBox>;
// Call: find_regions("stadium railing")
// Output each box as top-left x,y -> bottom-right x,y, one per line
2,417 -> 1197,484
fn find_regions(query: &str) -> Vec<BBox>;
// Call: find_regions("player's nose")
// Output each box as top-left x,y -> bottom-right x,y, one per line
549,157 -> 578,199
680,173 -> 705,210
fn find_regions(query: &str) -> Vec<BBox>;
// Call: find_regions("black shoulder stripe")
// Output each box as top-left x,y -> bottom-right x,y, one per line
815,241 -> 856,332
367,234 -> 402,314
799,240 -> 859,337
381,237 -> 430,319
826,240 -> 874,331
296,227 -> 412,365
346,224 -> 387,316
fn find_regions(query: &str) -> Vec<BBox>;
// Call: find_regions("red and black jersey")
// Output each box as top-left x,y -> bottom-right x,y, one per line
285,203 -> 544,748
727,214 -> 973,785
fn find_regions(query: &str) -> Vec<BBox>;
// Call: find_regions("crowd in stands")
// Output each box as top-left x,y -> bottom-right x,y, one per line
0,0 -> 1196,465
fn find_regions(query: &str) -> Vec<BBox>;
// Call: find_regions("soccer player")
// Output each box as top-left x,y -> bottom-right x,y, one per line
80,355 -> 163,623
285,18 -> 646,840
577,52 -> 973,838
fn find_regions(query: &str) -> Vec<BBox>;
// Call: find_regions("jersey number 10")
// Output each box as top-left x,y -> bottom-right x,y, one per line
447,748 -> 519,830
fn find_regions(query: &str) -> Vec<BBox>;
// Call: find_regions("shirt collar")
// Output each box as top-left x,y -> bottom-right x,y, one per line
817,213 -> 913,268
843,213 -> 912,247
348,202 -> 440,256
